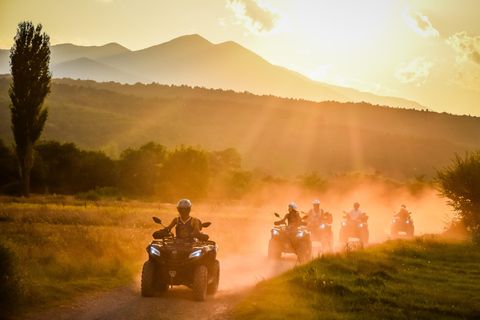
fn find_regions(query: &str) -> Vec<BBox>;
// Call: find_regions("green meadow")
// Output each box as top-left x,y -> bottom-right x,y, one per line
234,237 -> 480,320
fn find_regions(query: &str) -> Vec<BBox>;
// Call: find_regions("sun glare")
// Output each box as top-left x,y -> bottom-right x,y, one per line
299,1 -> 394,49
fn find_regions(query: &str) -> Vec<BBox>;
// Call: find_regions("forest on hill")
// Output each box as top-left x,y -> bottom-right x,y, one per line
0,75 -> 478,181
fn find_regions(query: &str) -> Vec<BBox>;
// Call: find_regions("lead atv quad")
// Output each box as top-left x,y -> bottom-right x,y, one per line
339,212 -> 369,246
268,213 -> 312,263
141,217 -> 220,301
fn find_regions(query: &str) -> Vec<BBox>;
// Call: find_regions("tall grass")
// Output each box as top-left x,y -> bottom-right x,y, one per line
0,196 -> 173,317
0,196 -> 275,318
234,236 -> 480,320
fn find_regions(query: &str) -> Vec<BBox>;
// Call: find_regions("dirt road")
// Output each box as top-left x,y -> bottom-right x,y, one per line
24,254 -> 298,320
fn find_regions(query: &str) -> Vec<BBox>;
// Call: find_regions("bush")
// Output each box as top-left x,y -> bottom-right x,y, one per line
0,240 -> 33,317
436,151 -> 480,242
75,187 -> 120,201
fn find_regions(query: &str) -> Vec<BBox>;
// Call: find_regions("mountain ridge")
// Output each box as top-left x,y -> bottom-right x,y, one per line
0,34 -> 427,110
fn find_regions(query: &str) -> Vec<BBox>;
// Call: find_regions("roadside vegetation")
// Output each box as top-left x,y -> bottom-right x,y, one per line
234,236 -> 480,320
0,196 -> 158,317
0,195 -> 276,318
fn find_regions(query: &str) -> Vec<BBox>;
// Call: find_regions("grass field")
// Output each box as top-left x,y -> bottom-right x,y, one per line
234,236 -> 480,320
0,195 -> 157,317
0,195 -> 274,318
0,192 -> 465,319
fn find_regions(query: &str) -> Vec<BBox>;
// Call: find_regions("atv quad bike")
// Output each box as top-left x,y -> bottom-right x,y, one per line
141,217 -> 220,301
306,212 -> 334,251
268,213 -> 312,263
391,212 -> 414,237
339,212 -> 369,246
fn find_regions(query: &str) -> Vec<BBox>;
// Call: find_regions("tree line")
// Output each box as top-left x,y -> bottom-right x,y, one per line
0,139 -> 254,202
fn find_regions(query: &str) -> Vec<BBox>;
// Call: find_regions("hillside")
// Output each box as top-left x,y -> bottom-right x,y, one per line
51,57 -> 149,83
0,34 -> 426,110
0,76 -> 478,180
235,238 -> 480,319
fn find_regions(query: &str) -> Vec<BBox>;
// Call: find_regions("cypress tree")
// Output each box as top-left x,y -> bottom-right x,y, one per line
9,21 -> 51,196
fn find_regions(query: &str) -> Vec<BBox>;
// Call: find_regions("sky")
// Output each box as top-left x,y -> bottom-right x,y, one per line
0,0 -> 479,116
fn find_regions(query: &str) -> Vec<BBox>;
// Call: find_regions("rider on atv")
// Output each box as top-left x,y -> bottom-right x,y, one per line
305,200 -> 333,249
394,204 -> 411,220
279,202 -> 302,227
345,202 -> 364,221
306,200 -> 325,223
164,199 -> 202,242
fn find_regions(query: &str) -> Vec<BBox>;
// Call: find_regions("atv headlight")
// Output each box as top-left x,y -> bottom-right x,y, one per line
359,223 -> 363,227
342,221 -> 346,226
189,249 -> 203,259
272,229 -> 280,235
406,220 -> 409,223
320,224 -> 325,229
296,231 -> 304,237
149,246 -> 160,256
393,219 -> 396,223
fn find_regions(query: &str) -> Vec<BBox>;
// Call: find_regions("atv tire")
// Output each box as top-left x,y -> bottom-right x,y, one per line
193,265 -> 208,301
156,273 -> 168,292
391,225 -> 398,237
339,227 -> 348,243
320,233 -> 330,252
297,241 -> 309,263
328,230 -> 334,251
268,239 -> 282,260
360,229 -> 369,246
207,260 -> 220,294
407,225 -> 414,237
141,260 -> 155,297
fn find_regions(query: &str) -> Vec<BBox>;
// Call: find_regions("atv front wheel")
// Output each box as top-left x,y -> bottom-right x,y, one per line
328,230 -> 334,251
407,224 -> 414,237
390,224 -> 398,237
207,260 -> 220,294
320,233 -> 330,252
360,228 -> 369,247
339,227 -> 348,243
268,239 -> 282,259
193,265 -> 208,301
156,273 -> 168,292
297,241 -> 310,263
141,260 -> 155,297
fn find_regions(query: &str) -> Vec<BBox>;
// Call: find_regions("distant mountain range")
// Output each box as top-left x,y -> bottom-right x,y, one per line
0,34 -> 426,110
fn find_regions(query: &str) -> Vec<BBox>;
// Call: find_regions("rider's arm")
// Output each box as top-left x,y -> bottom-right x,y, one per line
306,209 -> 313,221
165,218 -> 177,231
192,218 -> 200,232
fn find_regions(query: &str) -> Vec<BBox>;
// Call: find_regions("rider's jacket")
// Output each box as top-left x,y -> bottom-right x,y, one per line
308,208 -> 324,222
285,210 -> 301,226
347,209 -> 363,220
395,209 -> 410,220
176,216 -> 195,240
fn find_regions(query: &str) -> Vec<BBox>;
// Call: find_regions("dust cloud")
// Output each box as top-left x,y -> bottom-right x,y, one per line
159,180 -> 453,295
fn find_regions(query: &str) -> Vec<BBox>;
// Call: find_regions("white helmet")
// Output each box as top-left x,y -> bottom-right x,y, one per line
288,202 -> 297,210
177,199 -> 192,208
313,200 -> 320,205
